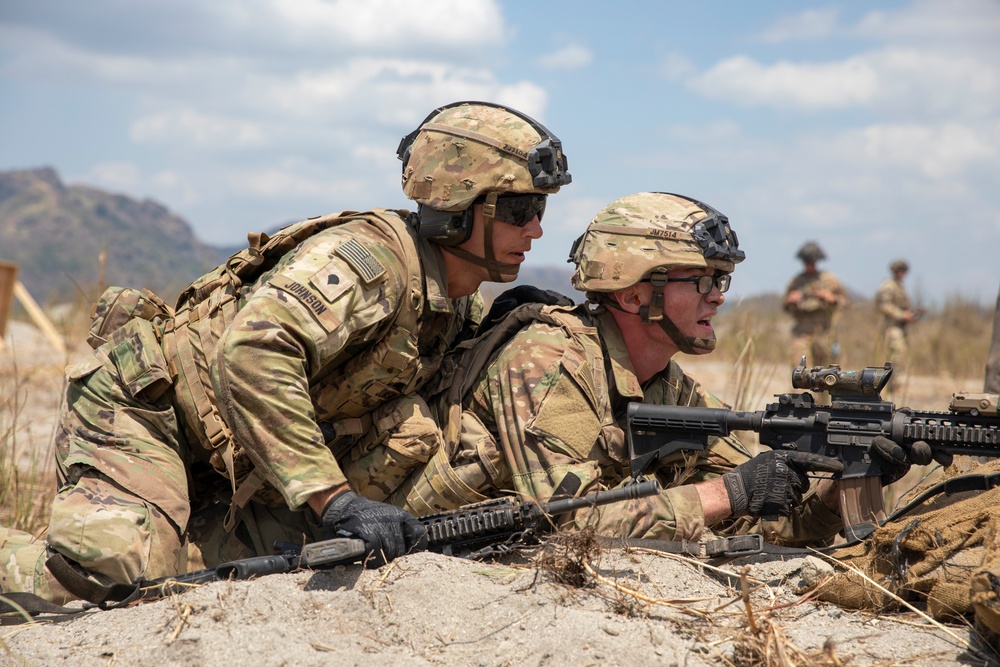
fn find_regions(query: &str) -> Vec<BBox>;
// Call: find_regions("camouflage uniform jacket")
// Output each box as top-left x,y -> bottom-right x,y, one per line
783,270 -> 848,335
875,278 -> 911,331
168,210 -> 482,515
390,303 -> 841,545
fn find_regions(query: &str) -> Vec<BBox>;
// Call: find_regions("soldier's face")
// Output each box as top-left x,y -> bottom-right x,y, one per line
458,204 -> 544,283
659,267 -> 725,349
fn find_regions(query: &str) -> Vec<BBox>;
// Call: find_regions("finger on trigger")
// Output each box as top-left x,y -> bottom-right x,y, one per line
788,451 -> 844,473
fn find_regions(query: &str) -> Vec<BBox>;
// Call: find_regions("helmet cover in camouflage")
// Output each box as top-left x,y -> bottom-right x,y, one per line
569,192 -> 745,294
890,259 -> 909,273
797,241 -> 826,263
398,101 -> 570,212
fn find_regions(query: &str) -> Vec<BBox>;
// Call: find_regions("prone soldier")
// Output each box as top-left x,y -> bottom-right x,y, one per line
340,193 -> 925,546
0,100 -> 571,604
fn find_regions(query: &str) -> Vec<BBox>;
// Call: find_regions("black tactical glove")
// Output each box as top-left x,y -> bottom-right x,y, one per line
321,491 -> 427,568
870,436 -> 952,485
723,450 -> 844,518
481,285 -> 575,330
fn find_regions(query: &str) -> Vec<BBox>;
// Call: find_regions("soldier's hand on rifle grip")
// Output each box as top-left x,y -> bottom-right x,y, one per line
320,490 -> 428,568
723,451 -> 844,519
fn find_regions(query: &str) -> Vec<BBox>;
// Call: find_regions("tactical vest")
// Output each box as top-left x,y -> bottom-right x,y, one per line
404,303 -> 611,510
166,209 -> 427,525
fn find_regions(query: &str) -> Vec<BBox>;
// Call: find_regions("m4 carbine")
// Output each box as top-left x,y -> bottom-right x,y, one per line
626,359 -> 1000,541
147,479 -> 661,596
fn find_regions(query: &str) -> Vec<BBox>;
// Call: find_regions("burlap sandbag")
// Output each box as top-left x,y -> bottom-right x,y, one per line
971,518 -> 1000,644
813,458 -> 1000,634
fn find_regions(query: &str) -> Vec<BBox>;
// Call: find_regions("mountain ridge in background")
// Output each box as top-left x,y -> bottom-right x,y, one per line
0,166 -> 796,314
0,167 -> 585,307
0,167 -> 225,305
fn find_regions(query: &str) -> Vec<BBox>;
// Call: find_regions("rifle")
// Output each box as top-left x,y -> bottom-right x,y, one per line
144,479 -> 661,597
625,360 -> 1000,541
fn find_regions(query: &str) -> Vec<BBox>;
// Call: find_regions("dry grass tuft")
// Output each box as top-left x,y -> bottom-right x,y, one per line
731,616 -> 849,667
533,524 -> 602,589
731,568 -> 848,667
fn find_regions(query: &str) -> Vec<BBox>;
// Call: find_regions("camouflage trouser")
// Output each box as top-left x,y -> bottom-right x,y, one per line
0,528 -> 76,605
882,325 -> 908,361
0,499 -> 324,604
0,336 -> 324,603
790,329 -> 836,367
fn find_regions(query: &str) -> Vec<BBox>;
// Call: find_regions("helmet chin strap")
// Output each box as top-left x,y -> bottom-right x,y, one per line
637,271 -> 716,354
440,192 -> 519,281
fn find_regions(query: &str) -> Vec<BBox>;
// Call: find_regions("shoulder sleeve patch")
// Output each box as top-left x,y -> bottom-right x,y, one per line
308,261 -> 355,304
268,274 -> 345,333
335,239 -> 386,286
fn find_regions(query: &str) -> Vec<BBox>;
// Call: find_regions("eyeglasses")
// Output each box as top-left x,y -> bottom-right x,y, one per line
664,274 -> 731,294
478,193 -> 547,227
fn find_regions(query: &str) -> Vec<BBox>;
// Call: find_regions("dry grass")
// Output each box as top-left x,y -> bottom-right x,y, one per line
716,293 -> 993,383
0,365 -> 55,535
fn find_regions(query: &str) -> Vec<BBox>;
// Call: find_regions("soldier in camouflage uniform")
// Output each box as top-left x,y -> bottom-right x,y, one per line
341,193 -> 921,545
0,101 -> 571,604
783,242 -> 849,367
875,259 -> 923,389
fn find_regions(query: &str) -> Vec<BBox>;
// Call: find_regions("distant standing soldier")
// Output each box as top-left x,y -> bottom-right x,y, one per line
986,285 -> 1000,393
783,241 -> 849,367
875,259 -> 924,367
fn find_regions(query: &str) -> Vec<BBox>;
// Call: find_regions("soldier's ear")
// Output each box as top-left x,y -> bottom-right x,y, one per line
611,285 -> 644,314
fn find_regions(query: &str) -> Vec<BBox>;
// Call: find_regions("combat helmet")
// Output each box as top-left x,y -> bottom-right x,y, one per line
890,259 -> 909,273
568,192 -> 745,353
398,101 -> 571,280
797,241 -> 826,263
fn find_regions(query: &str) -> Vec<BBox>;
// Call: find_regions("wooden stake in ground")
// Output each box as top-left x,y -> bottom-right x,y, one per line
7,277 -> 67,356
0,261 -> 18,351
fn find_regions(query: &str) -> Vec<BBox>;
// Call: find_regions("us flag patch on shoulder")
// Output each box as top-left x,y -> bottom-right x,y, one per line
335,239 -> 386,285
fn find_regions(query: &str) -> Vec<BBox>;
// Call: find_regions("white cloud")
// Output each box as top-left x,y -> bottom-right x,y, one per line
536,44 -> 592,71
261,0 -> 505,49
755,8 -> 841,43
688,49 -> 999,119
85,162 -> 142,190
131,110 -> 267,148
150,170 -> 202,207
250,59 -> 541,121
855,0 -> 1000,51
224,168 -> 354,198
829,122 -> 998,180
689,55 -> 878,110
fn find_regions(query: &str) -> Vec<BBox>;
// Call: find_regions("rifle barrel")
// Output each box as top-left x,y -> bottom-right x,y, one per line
542,479 -> 661,515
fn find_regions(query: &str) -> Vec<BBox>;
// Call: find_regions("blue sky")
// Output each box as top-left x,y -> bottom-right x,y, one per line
1,0 -> 998,306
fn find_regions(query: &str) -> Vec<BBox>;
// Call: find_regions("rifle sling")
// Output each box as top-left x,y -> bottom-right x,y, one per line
885,470 -> 1000,523
608,534 -> 767,559
45,553 -> 145,607
0,592 -> 88,623
0,554 -> 146,623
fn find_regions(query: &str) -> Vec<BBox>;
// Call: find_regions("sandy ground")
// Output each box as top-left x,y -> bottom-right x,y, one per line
1,321 -> 997,667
